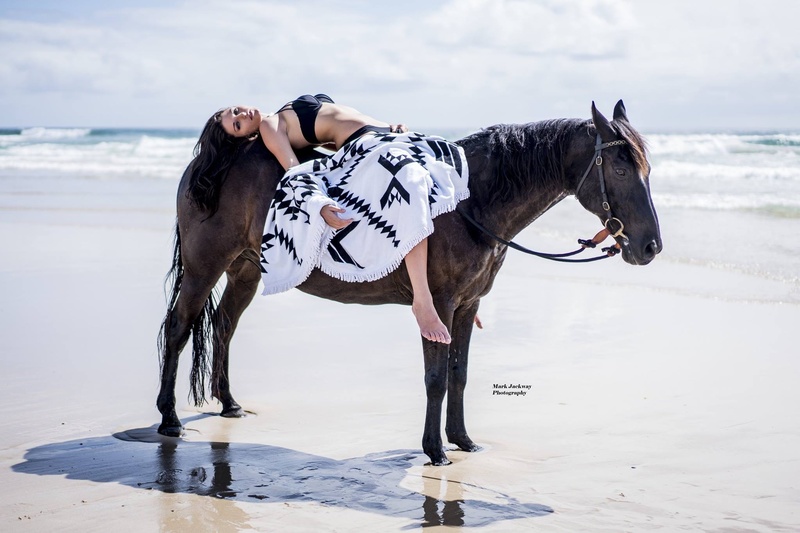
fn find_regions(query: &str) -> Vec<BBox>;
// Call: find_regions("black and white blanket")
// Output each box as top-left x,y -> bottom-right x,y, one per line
259,131 -> 470,295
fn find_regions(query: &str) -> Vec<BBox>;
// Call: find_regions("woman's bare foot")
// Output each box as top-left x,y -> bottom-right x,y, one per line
412,300 -> 451,344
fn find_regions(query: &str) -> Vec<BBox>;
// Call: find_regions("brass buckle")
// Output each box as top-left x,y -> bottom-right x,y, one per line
604,217 -> 627,239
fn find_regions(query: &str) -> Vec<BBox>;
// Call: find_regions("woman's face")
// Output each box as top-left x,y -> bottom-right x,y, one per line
220,105 -> 261,137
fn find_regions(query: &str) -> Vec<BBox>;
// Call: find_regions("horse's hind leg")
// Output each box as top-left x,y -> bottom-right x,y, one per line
212,252 -> 262,418
445,301 -> 481,452
157,272 -> 222,436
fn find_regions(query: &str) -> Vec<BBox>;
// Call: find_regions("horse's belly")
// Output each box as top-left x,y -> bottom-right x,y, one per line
296,270 -> 411,306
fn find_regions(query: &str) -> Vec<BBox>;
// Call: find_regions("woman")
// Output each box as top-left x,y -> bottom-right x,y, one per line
193,94 -> 469,344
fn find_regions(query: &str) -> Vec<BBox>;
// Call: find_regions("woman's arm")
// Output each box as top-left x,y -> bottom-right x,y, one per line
259,115 -> 300,170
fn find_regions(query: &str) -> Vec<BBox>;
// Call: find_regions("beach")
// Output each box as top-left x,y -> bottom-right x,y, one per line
1,129 -> 799,531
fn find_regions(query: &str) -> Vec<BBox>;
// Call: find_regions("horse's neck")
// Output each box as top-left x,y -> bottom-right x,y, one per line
476,156 -> 572,241
483,187 -> 568,241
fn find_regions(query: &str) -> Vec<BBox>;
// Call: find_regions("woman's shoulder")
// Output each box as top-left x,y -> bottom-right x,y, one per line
259,113 -> 284,133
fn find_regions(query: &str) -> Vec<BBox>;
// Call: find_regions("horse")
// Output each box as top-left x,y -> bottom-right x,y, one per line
156,100 -> 661,466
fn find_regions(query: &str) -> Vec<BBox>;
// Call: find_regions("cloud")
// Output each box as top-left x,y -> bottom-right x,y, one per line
1,0 -> 636,94
0,0 -> 799,129
420,0 -> 634,58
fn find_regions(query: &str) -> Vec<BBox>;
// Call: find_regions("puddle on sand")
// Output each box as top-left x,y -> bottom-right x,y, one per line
112,426 -> 202,444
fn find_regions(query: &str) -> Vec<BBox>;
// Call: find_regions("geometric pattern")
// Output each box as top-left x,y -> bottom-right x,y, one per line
259,131 -> 470,295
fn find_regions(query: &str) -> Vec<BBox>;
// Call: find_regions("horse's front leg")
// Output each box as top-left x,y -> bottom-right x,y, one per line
212,254 -> 261,417
445,301 -> 481,452
421,304 -> 454,465
422,339 -> 450,465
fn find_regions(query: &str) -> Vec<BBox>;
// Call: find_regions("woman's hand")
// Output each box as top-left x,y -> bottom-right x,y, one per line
320,205 -> 353,229
390,124 -> 408,133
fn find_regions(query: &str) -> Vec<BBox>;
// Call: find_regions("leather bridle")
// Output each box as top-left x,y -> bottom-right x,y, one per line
456,134 -> 632,263
575,134 -> 629,240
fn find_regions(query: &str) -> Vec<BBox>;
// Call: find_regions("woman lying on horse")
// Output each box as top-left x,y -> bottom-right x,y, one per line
189,94 -> 471,344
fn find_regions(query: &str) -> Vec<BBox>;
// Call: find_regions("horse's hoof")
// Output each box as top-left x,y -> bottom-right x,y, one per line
425,448 -> 452,466
220,406 -> 246,418
157,424 -> 184,438
449,437 -> 481,452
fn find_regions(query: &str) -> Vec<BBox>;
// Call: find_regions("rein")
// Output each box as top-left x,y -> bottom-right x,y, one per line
457,134 -> 627,263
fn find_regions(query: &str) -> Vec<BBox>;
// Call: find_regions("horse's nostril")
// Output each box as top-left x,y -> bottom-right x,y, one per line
644,240 -> 660,258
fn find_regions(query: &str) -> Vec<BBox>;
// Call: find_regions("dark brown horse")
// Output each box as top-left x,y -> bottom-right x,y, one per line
157,101 -> 661,466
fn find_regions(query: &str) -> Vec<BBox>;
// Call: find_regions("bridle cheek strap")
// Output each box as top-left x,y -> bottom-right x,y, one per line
575,135 -> 628,242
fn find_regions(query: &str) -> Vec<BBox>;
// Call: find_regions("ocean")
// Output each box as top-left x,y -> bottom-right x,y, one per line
1,126 -> 797,303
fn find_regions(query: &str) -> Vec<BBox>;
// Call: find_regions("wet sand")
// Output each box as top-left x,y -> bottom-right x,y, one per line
1,179 -> 799,531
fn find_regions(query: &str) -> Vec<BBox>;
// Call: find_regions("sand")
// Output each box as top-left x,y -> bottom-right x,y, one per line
1,177 -> 799,532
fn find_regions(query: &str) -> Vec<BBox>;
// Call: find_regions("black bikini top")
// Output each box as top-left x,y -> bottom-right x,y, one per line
276,93 -> 334,145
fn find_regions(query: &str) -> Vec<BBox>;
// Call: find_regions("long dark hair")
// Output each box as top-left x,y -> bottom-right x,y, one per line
186,109 -> 255,216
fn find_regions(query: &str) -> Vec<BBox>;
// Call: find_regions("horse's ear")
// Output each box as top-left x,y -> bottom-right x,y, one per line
613,99 -> 628,122
614,100 -> 628,122
591,101 -> 615,142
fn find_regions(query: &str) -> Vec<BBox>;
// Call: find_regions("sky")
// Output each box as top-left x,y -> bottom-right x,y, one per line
1,0 -> 798,132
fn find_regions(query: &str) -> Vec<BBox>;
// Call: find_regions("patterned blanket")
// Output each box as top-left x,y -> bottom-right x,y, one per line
259,131 -> 470,295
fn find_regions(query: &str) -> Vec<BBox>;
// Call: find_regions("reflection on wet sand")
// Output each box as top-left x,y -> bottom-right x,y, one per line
422,474 -> 466,527
156,442 -> 251,532
13,430 -> 552,529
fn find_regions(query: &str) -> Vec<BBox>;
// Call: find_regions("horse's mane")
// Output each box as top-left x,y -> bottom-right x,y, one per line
458,117 -> 649,206
460,119 -> 588,206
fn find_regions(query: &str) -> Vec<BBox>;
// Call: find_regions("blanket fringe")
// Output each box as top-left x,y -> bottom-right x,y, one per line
261,203 -> 333,296
319,224 -> 433,283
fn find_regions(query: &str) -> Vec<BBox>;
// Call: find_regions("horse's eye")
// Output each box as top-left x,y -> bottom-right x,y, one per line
615,169 -> 626,177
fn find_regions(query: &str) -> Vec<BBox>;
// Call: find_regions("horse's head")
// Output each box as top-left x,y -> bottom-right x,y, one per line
574,100 -> 662,265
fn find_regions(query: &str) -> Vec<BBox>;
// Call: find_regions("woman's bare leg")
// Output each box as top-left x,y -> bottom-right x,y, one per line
405,238 -> 451,344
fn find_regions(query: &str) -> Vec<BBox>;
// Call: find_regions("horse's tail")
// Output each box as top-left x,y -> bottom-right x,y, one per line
187,284 -> 222,407
157,221 -> 223,407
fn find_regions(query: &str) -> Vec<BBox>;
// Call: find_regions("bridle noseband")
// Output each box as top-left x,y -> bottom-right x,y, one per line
456,133 -> 630,263
575,134 -> 628,240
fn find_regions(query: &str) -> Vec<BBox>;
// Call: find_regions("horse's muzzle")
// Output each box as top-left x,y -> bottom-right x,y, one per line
621,237 -> 661,265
